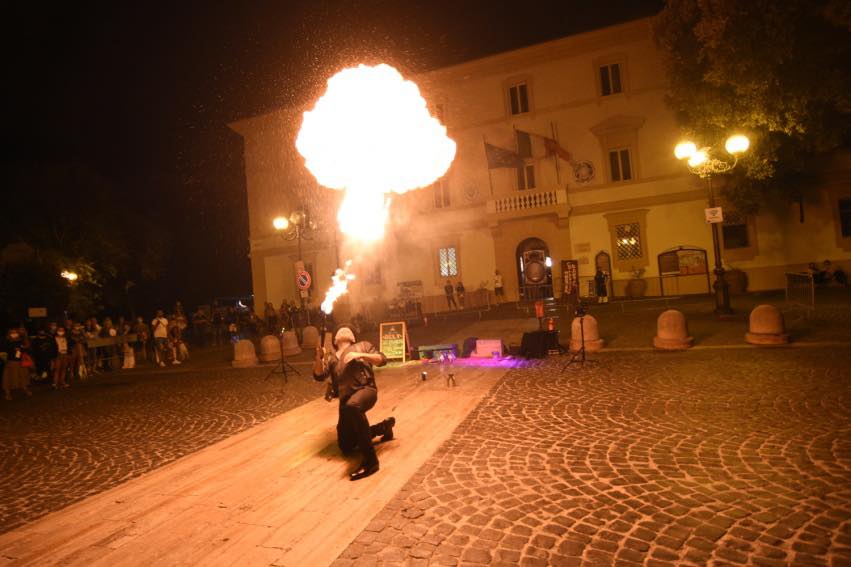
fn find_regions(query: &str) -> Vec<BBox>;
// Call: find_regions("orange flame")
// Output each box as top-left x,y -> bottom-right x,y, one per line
321,260 -> 356,314
296,64 -> 456,242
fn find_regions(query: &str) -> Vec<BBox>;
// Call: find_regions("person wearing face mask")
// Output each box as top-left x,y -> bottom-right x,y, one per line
52,326 -> 74,389
313,324 -> 395,481
4,328 -> 32,400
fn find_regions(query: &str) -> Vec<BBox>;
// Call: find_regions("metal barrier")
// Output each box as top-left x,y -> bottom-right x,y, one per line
785,272 -> 815,309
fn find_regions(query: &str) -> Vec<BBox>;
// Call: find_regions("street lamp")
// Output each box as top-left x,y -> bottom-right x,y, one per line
273,210 -> 319,321
674,134 -> 749,315
60,270 -> 79,283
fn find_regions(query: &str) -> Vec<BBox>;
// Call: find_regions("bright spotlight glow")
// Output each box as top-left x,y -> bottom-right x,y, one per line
674,141 -> 697,160
545,257 -> 553,267
273,216 -> 290,231
725,134 -> 750,155
296,63 -> 456,241
687,150 -> 708,168
60,270 -> 78,282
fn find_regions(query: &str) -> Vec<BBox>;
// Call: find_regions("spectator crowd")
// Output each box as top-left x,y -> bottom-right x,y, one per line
1,299 -> 317,402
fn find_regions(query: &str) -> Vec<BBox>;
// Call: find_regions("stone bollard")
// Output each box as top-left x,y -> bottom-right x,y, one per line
653,309 -> 693,350
232,339 -> 259,368
569,315 -> 604,353
259,335 -> 282,363
301,325 -> 320,349
281,331 -> 301,356
745,304 -> 789,345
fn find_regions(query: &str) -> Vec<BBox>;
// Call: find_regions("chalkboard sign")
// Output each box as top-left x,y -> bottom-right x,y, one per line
379,321 -> 408,363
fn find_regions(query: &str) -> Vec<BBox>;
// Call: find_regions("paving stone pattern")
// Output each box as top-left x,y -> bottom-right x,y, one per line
335,348 -> 851,566
0,366 -> 324,534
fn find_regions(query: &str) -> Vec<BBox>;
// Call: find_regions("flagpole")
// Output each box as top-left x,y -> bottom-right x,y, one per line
550,121 -> 561,185
483,134 -> 495,196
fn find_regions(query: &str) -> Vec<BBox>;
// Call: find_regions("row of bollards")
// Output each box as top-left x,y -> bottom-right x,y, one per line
569,304 -> 789,353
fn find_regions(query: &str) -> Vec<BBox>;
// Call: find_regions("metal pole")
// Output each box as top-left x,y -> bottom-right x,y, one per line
707,176 -> 732,315
296,226 -> 310,325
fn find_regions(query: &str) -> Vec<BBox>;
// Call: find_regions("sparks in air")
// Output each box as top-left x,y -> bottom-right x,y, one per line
321,260 -> 356,314
295,64 -> 456,242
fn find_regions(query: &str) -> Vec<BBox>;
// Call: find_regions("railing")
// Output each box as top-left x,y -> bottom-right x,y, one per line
785,272 -> 815,310
487,189 -> 567,214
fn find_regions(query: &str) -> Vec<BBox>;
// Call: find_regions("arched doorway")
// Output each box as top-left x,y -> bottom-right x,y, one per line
516,237 -> 553,301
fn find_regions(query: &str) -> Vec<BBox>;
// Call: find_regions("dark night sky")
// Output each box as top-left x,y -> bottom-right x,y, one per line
4,0 -> 661,311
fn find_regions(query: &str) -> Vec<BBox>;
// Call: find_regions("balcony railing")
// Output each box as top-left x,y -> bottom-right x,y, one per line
486,188 -> 567,215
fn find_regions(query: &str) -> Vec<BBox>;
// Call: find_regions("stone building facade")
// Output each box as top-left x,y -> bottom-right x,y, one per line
230,17 -> 851,316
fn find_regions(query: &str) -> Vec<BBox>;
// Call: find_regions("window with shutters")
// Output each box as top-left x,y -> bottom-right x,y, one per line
438,247 -> 458,277
615,223 -> 642,261
599,63 -> 623,96
516,162 -> 536,191
840,198 -> 851,238
507,81 -> 530,115
433,179 -> 451,208
722,211 -> 750,249
608,148 -> 633,182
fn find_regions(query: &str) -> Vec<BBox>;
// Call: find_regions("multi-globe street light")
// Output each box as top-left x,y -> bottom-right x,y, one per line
674,134 -> 749,315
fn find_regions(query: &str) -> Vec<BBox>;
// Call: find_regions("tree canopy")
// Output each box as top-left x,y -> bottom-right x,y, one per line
655,0 -> 851,213
0,162 -> 168,324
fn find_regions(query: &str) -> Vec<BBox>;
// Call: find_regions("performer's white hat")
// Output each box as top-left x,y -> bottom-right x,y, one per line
334,327 -> 356,344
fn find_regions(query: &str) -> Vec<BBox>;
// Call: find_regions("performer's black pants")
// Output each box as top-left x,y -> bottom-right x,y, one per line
337,387 -> 389,464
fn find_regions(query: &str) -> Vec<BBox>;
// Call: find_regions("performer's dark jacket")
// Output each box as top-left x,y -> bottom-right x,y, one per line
313,341 -> 387,401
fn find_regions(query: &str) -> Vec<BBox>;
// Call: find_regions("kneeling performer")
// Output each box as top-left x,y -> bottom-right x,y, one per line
313,325 -> 395,481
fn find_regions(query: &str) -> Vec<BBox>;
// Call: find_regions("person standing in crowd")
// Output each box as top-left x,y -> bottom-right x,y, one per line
212,303 -> 225,346
168,316 -> 187,364
594,268 -> 609,303
455,280 -> 466,309
84,318 -> 100,374
493,270 -> 505,305
52,326 -> 72,388
444,280 -> 458,310
3,327 -> 32,400
70,323 -> 87,381
313,325 -> 394,481
151,310 -> 169,367
263,302 -> 277,332
101,317 -> 118,371
133,316 -> 150,363
278,300 -> 291,330
32,328 -> 54,382
191,306 -> 210,348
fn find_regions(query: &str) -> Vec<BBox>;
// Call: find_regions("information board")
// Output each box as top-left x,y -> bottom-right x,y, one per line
379,321 -> 408,363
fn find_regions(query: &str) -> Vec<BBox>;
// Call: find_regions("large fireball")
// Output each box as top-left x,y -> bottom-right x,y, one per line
296,64 -> 456,241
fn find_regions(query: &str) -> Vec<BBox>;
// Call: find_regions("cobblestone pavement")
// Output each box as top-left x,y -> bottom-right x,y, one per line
335,348 -> 851,566
0,364 -> 324,534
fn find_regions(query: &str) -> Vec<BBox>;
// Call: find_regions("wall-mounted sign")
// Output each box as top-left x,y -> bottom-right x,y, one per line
705,207 -> 723,224
296,271 -> 312,290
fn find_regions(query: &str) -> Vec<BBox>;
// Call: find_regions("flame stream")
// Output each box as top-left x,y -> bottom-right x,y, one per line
321,260 -> 356,314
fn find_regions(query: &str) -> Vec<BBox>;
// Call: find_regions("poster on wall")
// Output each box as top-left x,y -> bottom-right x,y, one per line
561,260 -> 579,304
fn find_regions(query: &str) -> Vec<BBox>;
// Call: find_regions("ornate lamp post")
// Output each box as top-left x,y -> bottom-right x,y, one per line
273,211 -> 319,320
674,134 -> 749,315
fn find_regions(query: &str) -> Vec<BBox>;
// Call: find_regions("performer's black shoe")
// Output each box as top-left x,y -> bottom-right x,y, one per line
382,417 -> 396,442
349,461 -> 379,481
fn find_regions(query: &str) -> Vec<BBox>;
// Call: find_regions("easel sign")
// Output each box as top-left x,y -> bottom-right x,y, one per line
379,321 -> 409,364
